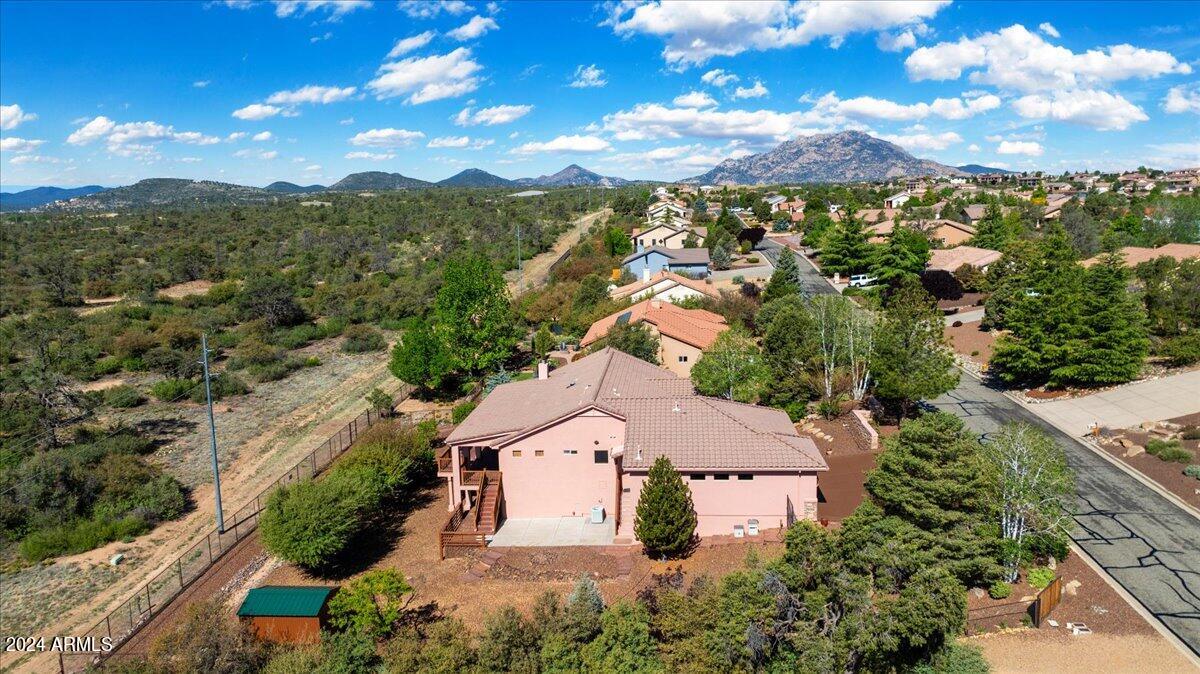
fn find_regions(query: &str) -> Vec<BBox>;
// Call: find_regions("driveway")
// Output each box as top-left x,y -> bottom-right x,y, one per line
756,238 -> 837,297
1033,370 -> 1200,436
944,308 -> 986,325
932,375 -> 1200,658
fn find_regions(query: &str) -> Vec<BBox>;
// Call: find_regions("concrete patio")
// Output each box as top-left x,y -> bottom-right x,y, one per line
488,516 -> 616,547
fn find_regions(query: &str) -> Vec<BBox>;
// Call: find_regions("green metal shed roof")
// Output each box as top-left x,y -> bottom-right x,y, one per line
237,586 -> 335,618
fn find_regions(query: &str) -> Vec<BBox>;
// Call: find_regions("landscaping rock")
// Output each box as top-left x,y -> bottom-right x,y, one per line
971,588 -> 985,598
1124,445 -> 1145,458
1117,438 -> 1133,448
1065,579 -> 1081,596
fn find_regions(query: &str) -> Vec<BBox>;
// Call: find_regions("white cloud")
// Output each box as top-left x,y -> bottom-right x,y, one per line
447,15 -> 498,41
252,131 -> 274,141
388,30 -> 436,57
397,0 -> 469,19
10,154 -> 60,165
227,132 -> 247,141
428,135 -> 470,147
876,29 -> 916,52
605,0 -> 950,68
1,104 -> 37,130
179,156 -> 202,163
824,92 -> 1000,121
997,140 -> 1043,156
367,48 -> 482,103
272,0 -> 370,20
173,131 -> 221,145
265,84 -> 357,105
602,101 -> 840,143
192,80 -> 211,88
453,103 -> 533,125
66,115 -> 217,156
339,117 -> 356,125
311,31 -> 333,43
1038,22 -> 1059,38
304,164 -> 322,171
1164,84 -> 1200,114
345,151 -> 396,160
1011,89 -> 1148,130
906,24 -> 1190,93
673,91 -> 718,108
879,131 -> 962,151
733,80 -> 769,99
0,137 -> 44,153
348,127 -> 425,147
701,69 -> 739,87
512,134 -> 612,154
233,103 -> 283,120
1146,142 -> 1200,169
967,143 -> 980,152
233,148 -> 279,159
568,64 -> 607,88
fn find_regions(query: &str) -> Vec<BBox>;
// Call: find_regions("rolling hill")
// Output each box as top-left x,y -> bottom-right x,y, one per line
436,168 -> 516,188
516,164 -> 631,187
0,185 -> 107,211
328,171 -> 433,191
264,181 -> 326,193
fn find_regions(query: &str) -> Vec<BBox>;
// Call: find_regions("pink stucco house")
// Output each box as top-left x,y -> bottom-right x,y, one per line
437,348 -> 826,553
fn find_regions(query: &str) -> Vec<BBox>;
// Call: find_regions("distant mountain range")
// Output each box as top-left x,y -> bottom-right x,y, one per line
264,181 -> 326,193
0,185 -> 106,211
437,168 -> 516,188
515,164 -> 630,188
329,171 -> 433,191
955,164 -> 1016,175
686,131 -> 966,184
58,178 -> 282,210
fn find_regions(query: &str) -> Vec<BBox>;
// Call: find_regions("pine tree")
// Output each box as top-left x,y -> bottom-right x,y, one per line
818,217 -> 874,276
1050,253 -> 1149,386
869,226 -> 929,286
634,456 -> 697,558
763,247 -> 800,301
711,244 -> 732,271
872,278 -> 958,416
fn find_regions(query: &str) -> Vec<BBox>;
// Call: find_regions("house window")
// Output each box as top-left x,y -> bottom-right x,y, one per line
563,449 -> 578,455
512,450 -> 522,457
713,474 -> 729,480
535,450 -> 544,457
594,450 -> 609,464
677,355 -> 688,363
737,474 -> 754,481
689,474 -> 706,480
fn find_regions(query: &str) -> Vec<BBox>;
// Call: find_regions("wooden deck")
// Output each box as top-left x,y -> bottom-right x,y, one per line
439,470 -> 503,559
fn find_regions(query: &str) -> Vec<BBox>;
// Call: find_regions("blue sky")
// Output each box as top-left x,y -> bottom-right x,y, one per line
1,0 -> 1198,189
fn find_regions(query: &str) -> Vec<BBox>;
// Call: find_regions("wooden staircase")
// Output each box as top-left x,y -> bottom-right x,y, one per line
439,470 -> 503,559
477,476 -> 501,532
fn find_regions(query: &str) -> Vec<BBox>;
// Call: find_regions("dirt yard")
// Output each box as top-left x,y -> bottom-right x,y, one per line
803,412 -> 883,523
506,208 -> 611,294
2,338 -> 404,674
968,550 -> 1196,672
945,321 -> 997,366
1096,412 -> 1200,508
262,484 -> 784,626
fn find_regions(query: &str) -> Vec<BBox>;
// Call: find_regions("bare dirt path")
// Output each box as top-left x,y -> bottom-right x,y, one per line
3,342 -> 403,674
505,208 -> 611,294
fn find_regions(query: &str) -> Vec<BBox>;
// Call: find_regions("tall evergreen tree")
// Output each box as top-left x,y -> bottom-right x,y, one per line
1050,253 -> 1149,386
968,202 -> 1022,251
869,226 -> 930,286
819,217 -> 874,276
763,247 -> 801,301
635,456 -> 697,558
872,278 -> 958,416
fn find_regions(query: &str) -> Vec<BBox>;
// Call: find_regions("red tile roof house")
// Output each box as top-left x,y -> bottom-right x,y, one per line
439,348 -> 827,551
579,299 -> 728,377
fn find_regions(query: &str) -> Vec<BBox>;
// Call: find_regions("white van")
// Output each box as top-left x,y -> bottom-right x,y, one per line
848,274 -> 878,287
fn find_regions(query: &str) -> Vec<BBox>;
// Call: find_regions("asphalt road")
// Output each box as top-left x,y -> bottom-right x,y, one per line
756,238 -> 837,297
932,375 -> 1200,657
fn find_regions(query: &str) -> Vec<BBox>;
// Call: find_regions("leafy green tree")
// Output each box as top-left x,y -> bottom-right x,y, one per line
146,599 -> 269,674
1051,253 -> 1148,386
581,603 -> 662,673
872,279 -> 958,416
881,566 -> 968,668
389,319 -> 453,393
573,273 -> 610,311
690,328 -> 769,402
635,456 -> 697,558
327,569 -> 412,637
477,606 -> 540,673
763,247 -> 800,302
969,202 -> 1022,251
869,226 -> 930,286
237,274 -> 305,328
760,296 -> 819,409
599,321 -> 660,364
603,226 -> 633,256
365,387 -> 393,417
433,254 -> 519,375
984,423 -> 1074,581
865,413 -> 999,584
819,217 -> 874,276
532,323 -> 556,359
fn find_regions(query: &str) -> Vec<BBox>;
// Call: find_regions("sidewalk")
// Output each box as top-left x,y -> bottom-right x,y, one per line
1032,369 -> 1200,436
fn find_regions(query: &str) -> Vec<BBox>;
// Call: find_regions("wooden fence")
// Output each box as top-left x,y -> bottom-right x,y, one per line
58,387 -> 416,673
966,576 -> 1063,631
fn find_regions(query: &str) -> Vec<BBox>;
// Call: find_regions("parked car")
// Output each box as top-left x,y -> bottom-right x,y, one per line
848,274 -> 878,287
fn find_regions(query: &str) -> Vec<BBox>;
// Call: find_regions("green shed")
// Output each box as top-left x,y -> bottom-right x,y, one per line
237,585 -> 336,643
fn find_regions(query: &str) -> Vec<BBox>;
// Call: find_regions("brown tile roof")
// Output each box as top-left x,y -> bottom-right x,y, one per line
927,245 -> 1002,271
579,299 -> 728,350
609,270 -> 720,301
1081,243 -> 1200,268
447,348 -> 826,471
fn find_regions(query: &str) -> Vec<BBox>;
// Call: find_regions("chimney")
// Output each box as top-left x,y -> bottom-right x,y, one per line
537,361 -> 549,380
641,267 -> 650,282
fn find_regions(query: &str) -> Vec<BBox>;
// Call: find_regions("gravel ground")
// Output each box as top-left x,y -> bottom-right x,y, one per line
944,321 -> 997,366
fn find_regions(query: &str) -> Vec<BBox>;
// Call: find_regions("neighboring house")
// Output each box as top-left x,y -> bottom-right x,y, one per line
609,270 -> 720,304
580,299 -> 728,377
884,191 -> 910,209
922,219 -> 976,247
1018,175 -> 1042,188
647,200 -> 690,221
1041,194 -> 1072,220
765,194 -> 789,212
1081,243 -> 1200,268
962,204 -> 1014,225
440,348 -> 827,544
631,221 -> 703,250
857,208 -> 900,225
927,245 -> 1002,273
622,246 -> 711,279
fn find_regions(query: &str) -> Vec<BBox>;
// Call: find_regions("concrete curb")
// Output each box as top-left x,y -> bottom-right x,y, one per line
958,367 -> 1200,522
1068,541 -> 1200,668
